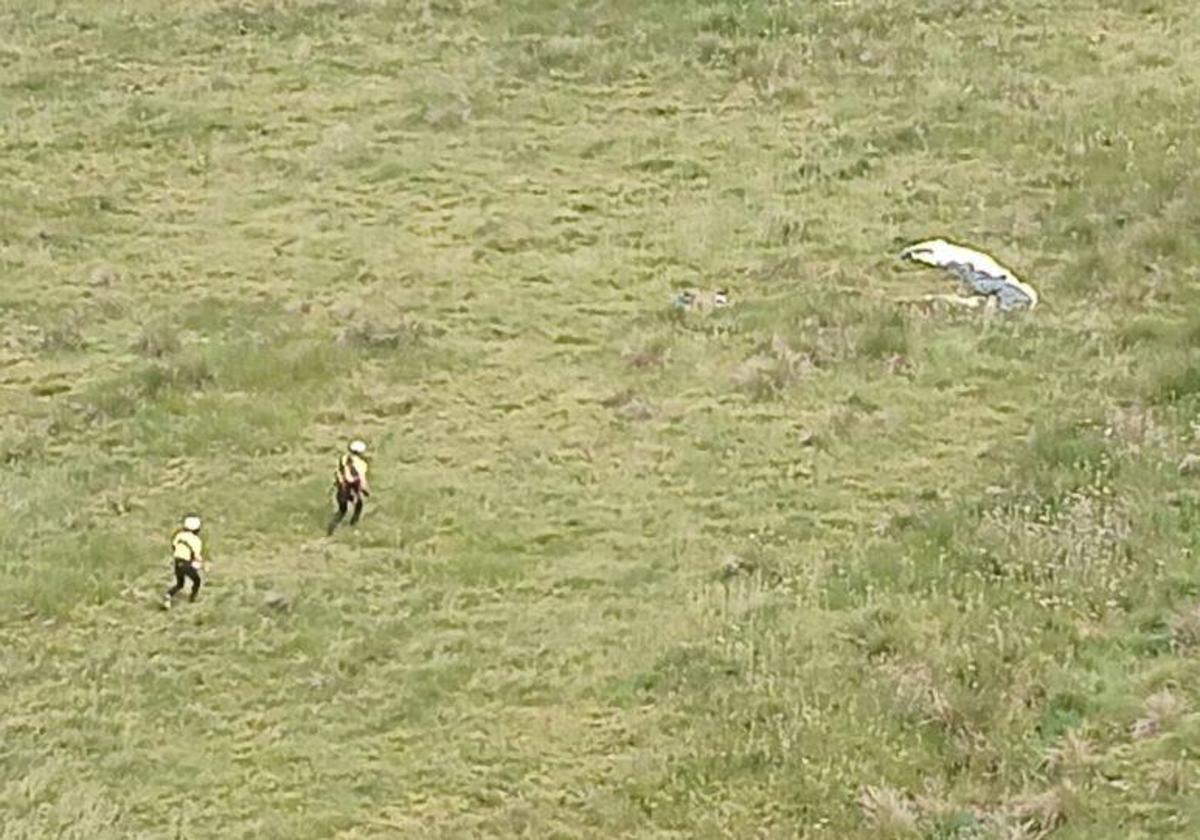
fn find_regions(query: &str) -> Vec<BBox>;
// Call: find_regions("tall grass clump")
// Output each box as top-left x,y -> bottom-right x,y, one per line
335,311 -> 434,354
732,334 -> 814,400
855,309 -> 912,361
132,318 -> 182,358
137,355 -> 217,399
6,530 -> 145,618
1147,351 -> 1200,406
30,310 -> 87,354
209,335 -> 351,392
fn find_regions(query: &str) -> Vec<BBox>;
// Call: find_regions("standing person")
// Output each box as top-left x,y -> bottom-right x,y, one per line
327,439 -> 371,536
163,515 -> 204,609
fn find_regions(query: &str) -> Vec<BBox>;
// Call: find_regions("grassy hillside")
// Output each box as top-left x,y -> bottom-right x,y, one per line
3,0 -> 1200,836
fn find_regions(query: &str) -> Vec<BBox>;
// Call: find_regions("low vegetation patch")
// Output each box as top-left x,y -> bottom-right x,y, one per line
4,0 -> 1200,837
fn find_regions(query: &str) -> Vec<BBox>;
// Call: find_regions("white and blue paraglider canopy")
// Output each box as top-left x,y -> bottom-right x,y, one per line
899,238 -> 1038,311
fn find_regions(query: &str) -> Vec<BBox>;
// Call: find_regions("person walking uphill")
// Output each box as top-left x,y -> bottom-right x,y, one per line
327,439 -> 371,536
163,515 -> 205,609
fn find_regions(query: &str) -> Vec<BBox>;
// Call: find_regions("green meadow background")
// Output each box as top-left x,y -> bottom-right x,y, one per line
3,0 -> 1200,836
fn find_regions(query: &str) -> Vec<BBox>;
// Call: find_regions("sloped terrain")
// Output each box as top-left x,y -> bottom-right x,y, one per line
3,1 -> 1200,837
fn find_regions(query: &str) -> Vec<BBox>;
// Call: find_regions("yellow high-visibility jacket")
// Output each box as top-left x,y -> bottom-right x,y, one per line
335,453 -> 369,488
172,530 -> 203,564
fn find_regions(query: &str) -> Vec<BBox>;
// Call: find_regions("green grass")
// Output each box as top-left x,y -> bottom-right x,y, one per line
4,0 -> 1200,836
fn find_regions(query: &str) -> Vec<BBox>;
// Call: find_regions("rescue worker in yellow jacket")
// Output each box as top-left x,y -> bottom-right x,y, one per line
164,515 -> 204,609
327,439 -> 371,536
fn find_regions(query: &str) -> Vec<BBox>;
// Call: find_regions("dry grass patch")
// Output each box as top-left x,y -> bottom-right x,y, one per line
1169,603 -> 1200,650
857,784 -> 919,836
732,334 -> 815,400
1132,689 -> 1187,741
1041,729 -> 1098,780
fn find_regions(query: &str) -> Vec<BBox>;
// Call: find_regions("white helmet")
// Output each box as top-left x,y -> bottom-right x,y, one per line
349,439 -> 367,455
183,515 -> 202,532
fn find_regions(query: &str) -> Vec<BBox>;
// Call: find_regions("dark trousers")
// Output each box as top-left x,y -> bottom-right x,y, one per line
327,483 -> 363,535
167,559 -> 201,601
